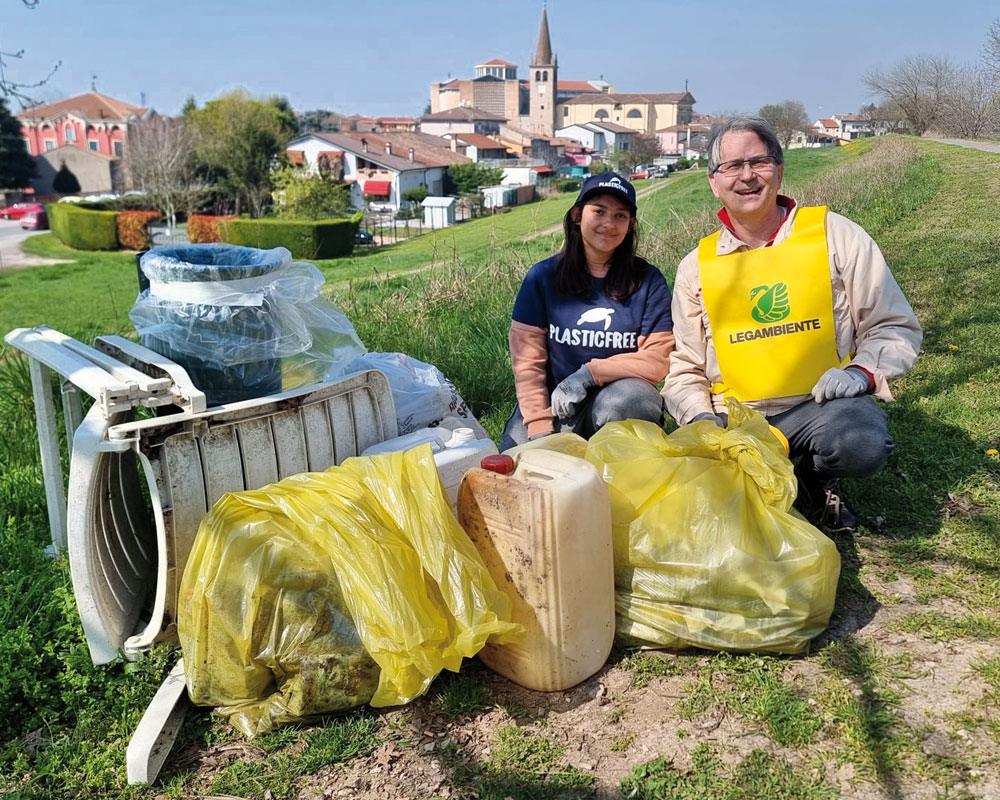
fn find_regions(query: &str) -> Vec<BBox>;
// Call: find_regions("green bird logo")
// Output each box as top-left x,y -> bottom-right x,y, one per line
750,283 -> 791,323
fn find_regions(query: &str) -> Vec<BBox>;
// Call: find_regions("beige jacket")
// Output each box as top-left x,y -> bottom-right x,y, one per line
662,203 -> 922,423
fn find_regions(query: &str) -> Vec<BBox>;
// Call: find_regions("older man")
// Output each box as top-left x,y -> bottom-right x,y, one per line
662,117 -> 922,532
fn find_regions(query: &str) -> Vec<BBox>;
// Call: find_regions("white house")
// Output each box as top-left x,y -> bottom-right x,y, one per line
587,121 -> 636,152
285,131 -> 469,211
443,132 -> 512,162
831,114 -> 893,142
554,123 -> 606,153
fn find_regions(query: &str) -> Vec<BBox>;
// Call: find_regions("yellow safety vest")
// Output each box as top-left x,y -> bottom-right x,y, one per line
698,205 -> 842,402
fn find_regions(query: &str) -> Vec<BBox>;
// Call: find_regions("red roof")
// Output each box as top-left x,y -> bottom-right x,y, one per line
532,166 -> 555,173
456,133 -> 507,150
18,91 -> 146,122
364,180 -> 392,196
478,58 -> 516,67
557,80 -> 598,92
818,118 -> 838,127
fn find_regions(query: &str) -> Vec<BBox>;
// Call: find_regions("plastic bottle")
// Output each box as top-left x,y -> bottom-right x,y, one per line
457,449 -> 614,691
362,426 -> 498,511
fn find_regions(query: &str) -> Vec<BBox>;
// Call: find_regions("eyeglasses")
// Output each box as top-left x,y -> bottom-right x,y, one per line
712,155 -> 780,176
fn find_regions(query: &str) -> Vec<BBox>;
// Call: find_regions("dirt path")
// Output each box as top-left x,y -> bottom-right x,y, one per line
0,223 -> 66,270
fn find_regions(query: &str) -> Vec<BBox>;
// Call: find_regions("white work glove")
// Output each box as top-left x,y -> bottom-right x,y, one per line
550,365 -> 596,420
811,367 -> 869,405
691,411 -> 727,428
528,431 -> 553,441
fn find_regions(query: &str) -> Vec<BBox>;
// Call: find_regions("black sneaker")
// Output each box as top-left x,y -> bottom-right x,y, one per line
794,466 -> 859,533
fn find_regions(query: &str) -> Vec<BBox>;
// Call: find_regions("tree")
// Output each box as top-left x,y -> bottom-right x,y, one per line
446,163 -> 504,196
0,97 -> 36,188
939,65 -> 1000,139
51,162 -> 80,193
123,112 -> 200,232
1,1 -> 61,106
187,89 -> 297,217
864,55 -> 957,136
758,100 -> 809,149
984,16 -> 1000,76
608,134 -> 661,174
297,109 -> 341,134
270,165 -> 352,219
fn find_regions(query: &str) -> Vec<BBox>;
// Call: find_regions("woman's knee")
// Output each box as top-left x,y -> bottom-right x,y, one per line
590,379 -> 663,428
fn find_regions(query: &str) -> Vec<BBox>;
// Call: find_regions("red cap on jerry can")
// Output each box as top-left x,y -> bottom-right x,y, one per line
480,454 -> 515,474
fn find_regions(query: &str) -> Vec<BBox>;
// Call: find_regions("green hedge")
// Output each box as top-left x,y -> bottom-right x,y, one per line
46,203 -> 119,250
218,215 -> 360,259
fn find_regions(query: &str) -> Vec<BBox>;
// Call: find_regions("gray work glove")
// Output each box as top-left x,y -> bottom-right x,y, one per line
550,365 -> 596,420
691,411 -> 727,428
811,367 -> 869,405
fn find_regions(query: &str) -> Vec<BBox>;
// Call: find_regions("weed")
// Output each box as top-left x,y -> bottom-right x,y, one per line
619,744 -> 837,800
677,653 -> 822,747
609,732 -> 635,752
619,650 -> 682,688
891,611 -> 1000,641
429,668 -> 493,718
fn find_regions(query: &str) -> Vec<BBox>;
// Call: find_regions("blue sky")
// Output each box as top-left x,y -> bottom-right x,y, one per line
3,0 -> 995,120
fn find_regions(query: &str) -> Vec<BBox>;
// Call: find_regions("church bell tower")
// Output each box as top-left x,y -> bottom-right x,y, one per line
529,6 -> 557,136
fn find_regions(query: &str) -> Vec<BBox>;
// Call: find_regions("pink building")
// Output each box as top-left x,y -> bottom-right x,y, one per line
18,91 -> 147,159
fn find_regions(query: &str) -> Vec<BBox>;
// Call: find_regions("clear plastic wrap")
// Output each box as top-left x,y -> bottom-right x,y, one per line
583,400 -> 840,654
130,244 -> 366,404
177,445 -> 523,737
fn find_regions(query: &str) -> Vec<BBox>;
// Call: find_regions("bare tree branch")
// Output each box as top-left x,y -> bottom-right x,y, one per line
864,55 -> 958,136
0,1 -> 62,107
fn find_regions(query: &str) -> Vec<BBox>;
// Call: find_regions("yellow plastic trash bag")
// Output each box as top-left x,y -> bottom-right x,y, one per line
502,431 -> 588,458
585,400 -> 840,654
178,445 -> 523,737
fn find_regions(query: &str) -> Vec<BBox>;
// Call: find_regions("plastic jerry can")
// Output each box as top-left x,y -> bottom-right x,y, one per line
362,426 -> 498,511
457,449 -> 614,691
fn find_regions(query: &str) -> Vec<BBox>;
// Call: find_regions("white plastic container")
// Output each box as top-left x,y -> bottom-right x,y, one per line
457,449 -> 614,691
362,424 -> 498,511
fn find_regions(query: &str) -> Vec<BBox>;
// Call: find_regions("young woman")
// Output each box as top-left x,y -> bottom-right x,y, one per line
500,172 -> 675,450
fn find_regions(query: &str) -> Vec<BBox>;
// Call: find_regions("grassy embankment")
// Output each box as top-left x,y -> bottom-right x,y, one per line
1,138 -> 998,799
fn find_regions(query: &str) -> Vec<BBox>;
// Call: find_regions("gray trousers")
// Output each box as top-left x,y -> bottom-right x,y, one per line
500,378 -> 664,451
767,395 -> 893,478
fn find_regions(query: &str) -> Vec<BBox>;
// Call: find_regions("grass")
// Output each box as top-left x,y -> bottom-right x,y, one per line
2,137 -> 1000,797
619,744 -> 838,800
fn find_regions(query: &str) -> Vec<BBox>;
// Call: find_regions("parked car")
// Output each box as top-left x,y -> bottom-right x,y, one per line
355,229 -> 375,245
20,210 -> 49,230
0,201 -> 43,220
630,170 -> 650,180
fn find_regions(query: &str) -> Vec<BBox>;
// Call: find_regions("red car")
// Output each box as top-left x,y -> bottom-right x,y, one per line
20,209 -> 48,230
0,201 -> 44,220
630,170 -> 650,180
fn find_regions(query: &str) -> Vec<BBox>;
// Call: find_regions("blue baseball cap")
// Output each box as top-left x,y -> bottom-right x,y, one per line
575,171 -> 637,215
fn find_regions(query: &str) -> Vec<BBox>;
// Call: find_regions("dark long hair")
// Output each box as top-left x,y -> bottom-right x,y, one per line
556,192 -> 645,301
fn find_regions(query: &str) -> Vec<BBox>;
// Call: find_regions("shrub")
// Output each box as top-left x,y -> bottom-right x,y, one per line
271,166 -> 353,219
218,215 -> 360,259
46,203 -> 118,250
116,210 -> 162,250
401,185 -> 428,204
556,178 -> 582,193
187,213 -> 237,243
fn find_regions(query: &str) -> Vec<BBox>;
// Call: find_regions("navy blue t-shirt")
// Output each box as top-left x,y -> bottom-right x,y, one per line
512,254 -> 673,390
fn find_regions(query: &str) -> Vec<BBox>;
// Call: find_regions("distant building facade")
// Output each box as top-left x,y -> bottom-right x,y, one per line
18,91 -> 147,159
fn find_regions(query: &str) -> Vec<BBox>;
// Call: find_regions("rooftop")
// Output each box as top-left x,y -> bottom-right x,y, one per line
18,91 -> 146,122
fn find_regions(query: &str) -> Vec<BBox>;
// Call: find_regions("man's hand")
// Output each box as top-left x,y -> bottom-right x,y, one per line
811,367 -> 869,404
691,411 -> 727,428
550,366 -> 595,420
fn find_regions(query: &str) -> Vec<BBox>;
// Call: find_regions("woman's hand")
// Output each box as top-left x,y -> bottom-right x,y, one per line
550,366 -> 595,420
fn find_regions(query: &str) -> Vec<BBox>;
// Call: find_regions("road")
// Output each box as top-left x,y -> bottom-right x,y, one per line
0,219 -> 66,271
930,138 -> 1000,154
